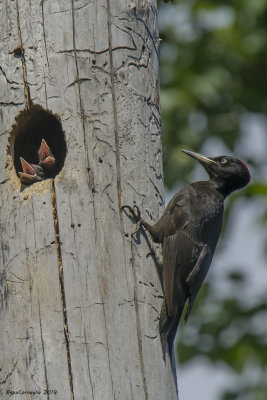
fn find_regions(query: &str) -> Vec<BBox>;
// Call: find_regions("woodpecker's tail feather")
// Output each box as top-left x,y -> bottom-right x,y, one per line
159,301 -> 170,360
159,301 -> 183,362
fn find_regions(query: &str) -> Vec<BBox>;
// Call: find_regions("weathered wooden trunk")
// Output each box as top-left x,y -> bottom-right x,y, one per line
0,1 -> 178,399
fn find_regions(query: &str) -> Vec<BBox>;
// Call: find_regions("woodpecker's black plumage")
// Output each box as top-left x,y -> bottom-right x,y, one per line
122,149 -> 250,361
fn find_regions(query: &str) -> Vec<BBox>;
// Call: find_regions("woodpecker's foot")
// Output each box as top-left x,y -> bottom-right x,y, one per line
132,220 -> 143,236
121,205 -> 143,235
121,205 -> 141,221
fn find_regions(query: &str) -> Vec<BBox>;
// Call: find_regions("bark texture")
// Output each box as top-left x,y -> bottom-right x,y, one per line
0,1 -> 178,399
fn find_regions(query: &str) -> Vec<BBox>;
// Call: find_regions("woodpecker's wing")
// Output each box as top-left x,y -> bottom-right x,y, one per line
160,188 -> 199,318
162,227 -> 195,318
161,183 -> 224,320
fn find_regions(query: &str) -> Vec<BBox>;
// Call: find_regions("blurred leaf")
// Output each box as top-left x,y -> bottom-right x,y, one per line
227,271 -> 246,282
160,0 -> 267,188
246,183 -> 267,196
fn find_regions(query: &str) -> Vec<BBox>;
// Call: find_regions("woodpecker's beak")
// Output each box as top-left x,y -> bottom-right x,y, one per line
38,139 -> 56,169
19,158 -> 40,184
182,149 -> 217,167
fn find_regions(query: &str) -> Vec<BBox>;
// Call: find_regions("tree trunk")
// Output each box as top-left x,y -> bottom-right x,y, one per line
0,1 -> 178,399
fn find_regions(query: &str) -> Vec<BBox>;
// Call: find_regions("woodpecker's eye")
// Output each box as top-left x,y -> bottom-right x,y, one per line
221,158 -> 227,164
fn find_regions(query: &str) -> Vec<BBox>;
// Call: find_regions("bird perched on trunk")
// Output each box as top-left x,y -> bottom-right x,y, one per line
19,139 -> 56,185
122,149 -> 250,361
19,158 -> 45,184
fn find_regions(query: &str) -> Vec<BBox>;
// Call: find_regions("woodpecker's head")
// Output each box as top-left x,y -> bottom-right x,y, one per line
182,149 -> 250,197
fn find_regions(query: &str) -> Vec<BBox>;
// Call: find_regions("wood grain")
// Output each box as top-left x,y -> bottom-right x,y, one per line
0,1 -> 178,399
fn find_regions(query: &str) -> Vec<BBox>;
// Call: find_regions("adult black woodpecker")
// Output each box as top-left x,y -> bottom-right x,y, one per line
122,149 -> 250,360
38,139 -> 56,177
19,157 -> 45,184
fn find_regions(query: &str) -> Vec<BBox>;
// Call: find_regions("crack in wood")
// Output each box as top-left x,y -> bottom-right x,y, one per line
15,0 -> 31,109
105,7 -> 150,399
0,66 -> 23,86
0,102 -> 24,107
50,180 -> 74,400
133,11 -> 160,62
68,8 -> 116,398
70,0 -> 92,188
38,299 -> 50,400
130,240 -> 149,400
67,18 -> 116,398
0,358 -> 18,385
41,0 -> 49,69
41,0 -> 49,109
106,0 -> 123,214
83,327 -> 95,400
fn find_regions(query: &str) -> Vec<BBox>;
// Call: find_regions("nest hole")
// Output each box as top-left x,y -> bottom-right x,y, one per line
11,105 -> 67,183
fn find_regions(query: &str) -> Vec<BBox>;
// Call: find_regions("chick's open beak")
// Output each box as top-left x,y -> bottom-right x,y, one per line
19,157 -> 44,184
38,139 -> 55,169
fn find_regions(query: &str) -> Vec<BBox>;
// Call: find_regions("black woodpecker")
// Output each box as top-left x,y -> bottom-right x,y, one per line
19,157 -> 45,184
122,149 -> 250,360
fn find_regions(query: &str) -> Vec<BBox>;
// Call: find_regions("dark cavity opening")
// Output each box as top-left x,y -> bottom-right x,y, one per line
12,105 -> 67,183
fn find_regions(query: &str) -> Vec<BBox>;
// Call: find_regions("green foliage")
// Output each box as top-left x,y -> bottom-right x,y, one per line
159,0 -> 267,187
177,278 -> 267,398
159,1 -> 267,399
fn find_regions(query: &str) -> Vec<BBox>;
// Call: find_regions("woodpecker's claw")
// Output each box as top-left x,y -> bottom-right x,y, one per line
121,204 -> 141,221
131,220 -> 143,236
133,205 -> 141,219
121,205 -> 143,235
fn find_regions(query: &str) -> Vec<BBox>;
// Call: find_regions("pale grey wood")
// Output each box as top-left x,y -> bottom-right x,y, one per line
0,1 -> 71,398
0,1 -> 178,399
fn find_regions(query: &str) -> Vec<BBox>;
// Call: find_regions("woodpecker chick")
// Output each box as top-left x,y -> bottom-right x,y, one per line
38,139 -> 56,172
19,157 -> 45,184
122,149 -> 250,361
